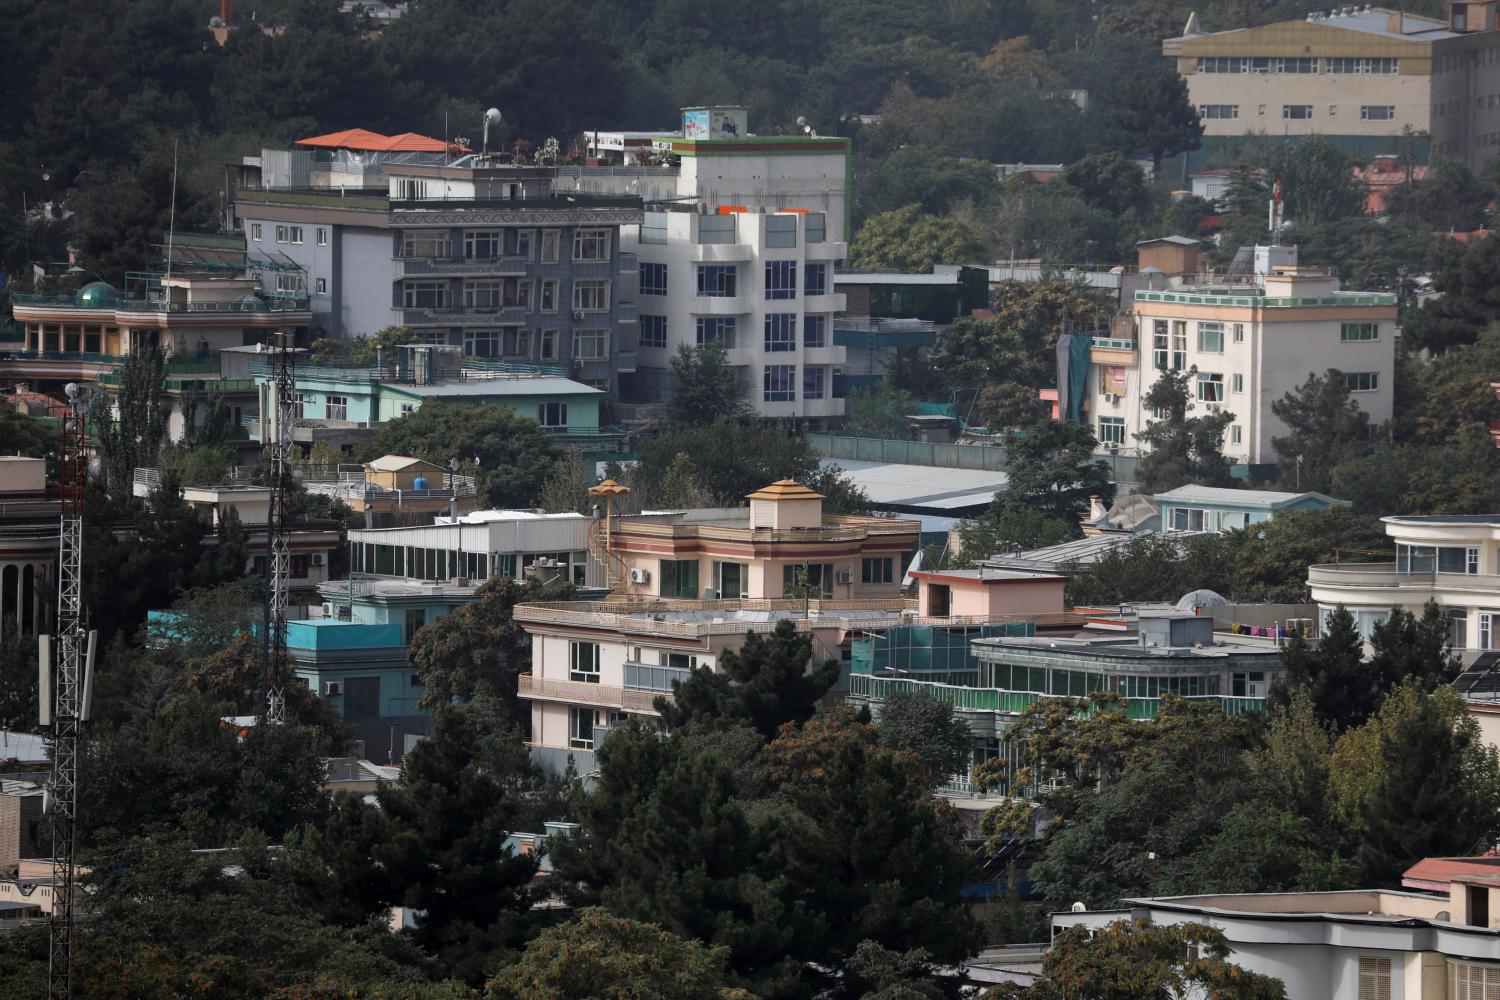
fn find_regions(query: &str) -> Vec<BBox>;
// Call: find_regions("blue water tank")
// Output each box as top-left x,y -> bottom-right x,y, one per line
412,476 -> 428,490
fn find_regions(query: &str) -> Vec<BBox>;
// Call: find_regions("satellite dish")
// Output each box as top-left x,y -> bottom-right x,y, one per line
796,116 -> 807,128
64,383 -> 80,401
1071,901 -> 1087,912
484,108 -> 503,125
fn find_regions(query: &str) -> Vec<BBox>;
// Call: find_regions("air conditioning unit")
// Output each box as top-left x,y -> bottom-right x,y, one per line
324,680 -> 343,696
1206,403 -> 1221,412
572,310 -> 586,320
629,567 -> 651,584
311,553 -> 325,566
1104,392 -> 1119,403
835,570 -> 853,585
320,601 -> 335,617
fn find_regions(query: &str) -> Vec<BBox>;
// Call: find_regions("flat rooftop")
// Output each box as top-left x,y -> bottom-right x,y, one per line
975,633 -> 1281,660
817,459 -> 1007,511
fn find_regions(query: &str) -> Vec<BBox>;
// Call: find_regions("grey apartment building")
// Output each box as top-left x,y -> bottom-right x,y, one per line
234,158 -> 643,395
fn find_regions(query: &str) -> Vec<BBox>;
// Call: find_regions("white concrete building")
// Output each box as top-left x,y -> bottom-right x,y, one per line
1308,514 -> 1500,653
556,107 -> 851,420
1056,884 -> 1500,1000
1089,244 -> 1397,474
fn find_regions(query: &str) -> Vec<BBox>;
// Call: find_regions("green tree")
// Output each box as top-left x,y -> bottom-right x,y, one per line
311,325 -> 419,366
1272,607 -> 1372,732
956,505 -> 1077,566
845,376 -> 917,436
0,404 -> 57,463
92,345 -> 167,495
407,577 -> 576,715
487,907 -> 751,1000
1367,602 -> 1462,695
1404,230 -> 1500,352
1107,71 -> 1202,174
1269,370 -> 1372,494
1134,368 -> 1235,493
634,421 -> 822,506
1062,152 -> 1151,219
537,456 -> 592,515
842,940 -> 947,1000
1000,419 -> 1114,526
656,452 -> 713,509
850,204 -> 988,272
1063,532 -> 1231,607
999,920 -> 1286,1000
655,620 -> 840,741
666,342 -> 750,425
373,705 -> 543,983
362,401 -> 562,508
1400,157 -> 1490,231
1269,135 -> 1366,227
876,688 -> 972,787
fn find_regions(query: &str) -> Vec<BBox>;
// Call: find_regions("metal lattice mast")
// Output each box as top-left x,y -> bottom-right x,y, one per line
262,335 -> 296,725
48,385 -> 89,1000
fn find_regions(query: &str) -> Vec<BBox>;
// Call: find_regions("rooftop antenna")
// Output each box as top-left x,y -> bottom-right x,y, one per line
1269,178 -> 1285,242
483,108 -> 502,159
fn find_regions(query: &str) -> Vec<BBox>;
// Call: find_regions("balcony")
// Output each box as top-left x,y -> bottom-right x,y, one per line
805,241 -> 849,261
692,243 -> 754,263
846,673 -> 1266,719
691,296 -> 746,316
11,293 -> 310,315
398,305 -> 531,327
397,255 -> 538,277
1090,336 -> 1137,367
624,661 -> 693,693
516,673 -> 659,713
1308,563 -> 1500,597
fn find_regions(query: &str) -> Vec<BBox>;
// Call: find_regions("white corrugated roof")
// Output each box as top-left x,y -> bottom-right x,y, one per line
1153,484 -> 1348,508
383,377 -> 602,398
818,459 -> 1007,510
365,455 -> 438,472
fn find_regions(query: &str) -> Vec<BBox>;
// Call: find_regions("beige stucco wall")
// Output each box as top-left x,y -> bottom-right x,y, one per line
917,577 -> 1067,618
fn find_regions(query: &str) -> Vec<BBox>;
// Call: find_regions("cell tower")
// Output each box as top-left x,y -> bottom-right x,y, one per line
262,333 -> 296,725
42,382 -> 96,1000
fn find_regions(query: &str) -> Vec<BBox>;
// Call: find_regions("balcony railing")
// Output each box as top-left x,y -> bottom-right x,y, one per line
11,293 -> 310,313
1308,562 -> 1500,592
516,673 -> 659,713
391,195 -> 643,211
847,673 -> 1267,719
623,661 -> 693,693
1091,337 -> 1135,351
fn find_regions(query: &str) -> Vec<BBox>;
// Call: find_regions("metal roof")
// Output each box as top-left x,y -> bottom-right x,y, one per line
381,377 -> 602,398
1152,485 -> 1350,509
817,459 -> 1007,511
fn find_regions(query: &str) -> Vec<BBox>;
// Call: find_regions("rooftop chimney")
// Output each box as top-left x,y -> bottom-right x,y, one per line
1387,10 -> 1404,32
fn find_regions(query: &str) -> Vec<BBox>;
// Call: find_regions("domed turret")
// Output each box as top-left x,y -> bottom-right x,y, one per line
75,281 -> 119,308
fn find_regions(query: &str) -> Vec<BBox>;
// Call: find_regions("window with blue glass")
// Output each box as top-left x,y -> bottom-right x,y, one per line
696,317 -> 737,347
696,264 -> 737,297
804,262 -> 828,295
764,313 -> 796,352
763,364 -> 796,402
641,262 -> 668,296
764,260 -> 797,300
803,314 -> 826,347
640,315 -> 667,348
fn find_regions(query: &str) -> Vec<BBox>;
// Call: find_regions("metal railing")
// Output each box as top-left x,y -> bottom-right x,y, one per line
11,293 -> 310,313
391,194 -> 643,211
847,673 -> 1268,719
1091,337 -> 1135,351
623,661 -> 692,693
1136,290 -> 1396,307
516,674 -> 659,713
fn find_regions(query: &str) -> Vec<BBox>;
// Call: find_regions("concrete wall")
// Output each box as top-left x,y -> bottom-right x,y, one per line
341,228 -> 400,339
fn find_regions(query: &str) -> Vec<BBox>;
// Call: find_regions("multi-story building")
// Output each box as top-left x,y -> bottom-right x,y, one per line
602,479 -> 920,601
1089,244 -> 1397,474
233,149 -> 643,396
0,458 -> 59,641
556,107 -> 851,420
1054,878 -> 1500,1000
7,269 -> 311,393
1153,484 -> 1351,533
1166,3 -> 1500,169
1308,514 -> 1500,653
832,265 -> 989,395
301,455 -> 480,528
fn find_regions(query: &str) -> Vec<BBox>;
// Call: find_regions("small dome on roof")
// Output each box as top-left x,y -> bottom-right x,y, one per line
1176,588 -> 1228,611
75,281 -> 118,308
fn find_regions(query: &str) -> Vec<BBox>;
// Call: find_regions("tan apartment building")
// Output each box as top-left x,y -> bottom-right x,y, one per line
1090,245 -> 1396,474
1166,3 -> 1500,170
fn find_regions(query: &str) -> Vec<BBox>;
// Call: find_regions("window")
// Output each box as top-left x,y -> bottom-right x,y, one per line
1345,371 -> 1380,392
1450,960 -> 1500,998
395,177 -> 429,200
805,212 -> 826,243
402,281 -> 448,309
464,280 -> 503,309
287,226 -> 305,244
315,277 -> 328,295
503,329 -> 531,357
1361,105 -> 1396,121
538,402 -> 567,427
765,260 -> 797,300
804,262 -> 828,295
803,314 -> 826,348
572,229 -> 609,261
665,653 -> 699,671
1448,610 -> 1469,649
1170,507 -> 1207,532
275,224 -> 288,243
764,313 -> 796,352
465,330 -> 499,358
509,278 -> 532,310
325,395 -> 348,421
714,561 -> 748,599
1341,322 -> 1378,342
570,707 -> 597,749
1197,372 -> 1225,402
404,609 -> 426,642
697,215 -> 736,244
539,330 -> 558,360
696,317 -> 737,347
1230,425 -> 1242,444
464,230 -> 500,259
505,229 -> 534,258
569,642 -> 600,683
641,212 -> 668,244
1232,323 -> 1244,343
1357,956 -> 1391,1000
641,262 -> 668,296
1231,373 -> 1244,393
1199,104 -> 1239,119
572,280 -> 610,312
540,279 -> 559,312
540,229 -> 559,262
766,214 -> 797,248
783,563 -> 833,597
573,329 -> 607,360
1198,322 -> 1224,353
1483,612 -> 1500,651
250,223 -> 262,241
1171,322 -> 1187,370
276,272 -> 306,294
861,557 -> 893,585
1282,105 -> 1314,120
802,365 -> 825,399
400,230 -> 448,258
1097,416 -> 1125,445
1327,57 -> 1398,74
697,264 -> 738,297
763,364 -> 796,402
640,315 -> 667,348
659,559 -> 700,599
316,227 -> 328,246
1152,320 -> 1170,371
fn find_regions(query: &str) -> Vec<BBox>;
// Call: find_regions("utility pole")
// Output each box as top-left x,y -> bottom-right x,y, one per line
43,382 -> 96,1000
262,333 -> 296,725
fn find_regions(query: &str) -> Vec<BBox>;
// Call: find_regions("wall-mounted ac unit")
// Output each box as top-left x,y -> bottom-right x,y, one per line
629,567 -> 651,584
572,310 -> 586,320
835,570 -> 853,585
1104,392 -> 1120,403
320,602 -> 335,617
311,553 -> 325,566
324,680 -> 343,696
1206,403 -> 1221,412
